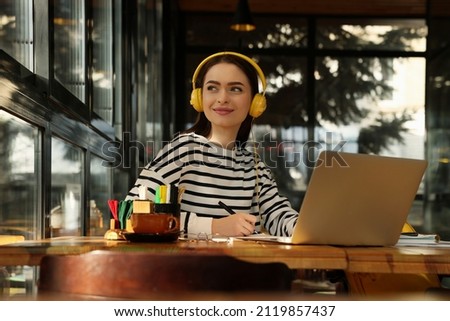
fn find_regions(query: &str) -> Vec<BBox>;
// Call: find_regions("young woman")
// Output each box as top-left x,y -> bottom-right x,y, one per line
126,52 -> 298,237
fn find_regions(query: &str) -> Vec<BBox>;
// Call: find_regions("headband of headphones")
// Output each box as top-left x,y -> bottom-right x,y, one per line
190,52 -> 268,118
191,51 -> 267,93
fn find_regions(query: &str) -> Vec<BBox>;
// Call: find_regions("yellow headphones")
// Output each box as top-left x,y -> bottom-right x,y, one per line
190,51 -> 267,118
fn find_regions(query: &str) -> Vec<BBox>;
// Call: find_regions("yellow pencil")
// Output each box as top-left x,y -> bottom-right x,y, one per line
160,185 -> 167,203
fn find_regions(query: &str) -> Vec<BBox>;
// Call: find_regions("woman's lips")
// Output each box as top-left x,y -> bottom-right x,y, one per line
214,108 -> 233,115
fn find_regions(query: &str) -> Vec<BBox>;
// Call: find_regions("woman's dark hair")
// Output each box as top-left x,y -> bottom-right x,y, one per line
183,53 -> 260,147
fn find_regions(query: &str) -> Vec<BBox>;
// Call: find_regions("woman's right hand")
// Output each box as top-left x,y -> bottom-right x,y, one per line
211,213 -> 257,236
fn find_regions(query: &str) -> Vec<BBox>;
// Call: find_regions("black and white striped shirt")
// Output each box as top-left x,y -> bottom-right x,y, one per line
126,133 -> 298,236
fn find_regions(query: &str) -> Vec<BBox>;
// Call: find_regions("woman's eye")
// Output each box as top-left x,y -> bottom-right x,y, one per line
229,86 -> 243,92
206,85 -> 218,91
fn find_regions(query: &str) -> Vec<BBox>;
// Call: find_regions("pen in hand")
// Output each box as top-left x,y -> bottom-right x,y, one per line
218,201 -> 259,234
218,201 -> 235,214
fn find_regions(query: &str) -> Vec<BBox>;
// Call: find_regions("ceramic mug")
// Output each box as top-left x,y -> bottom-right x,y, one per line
131,213 -> 179,234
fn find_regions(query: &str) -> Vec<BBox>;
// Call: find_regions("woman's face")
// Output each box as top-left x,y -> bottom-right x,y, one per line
201,62 -> 252,135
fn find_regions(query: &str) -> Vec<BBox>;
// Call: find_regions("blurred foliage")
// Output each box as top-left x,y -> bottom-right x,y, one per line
256,23 -> 425,153
357,111 -> 413,154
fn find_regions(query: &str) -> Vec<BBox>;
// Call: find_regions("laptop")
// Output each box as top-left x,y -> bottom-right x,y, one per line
241,151 -> 427,246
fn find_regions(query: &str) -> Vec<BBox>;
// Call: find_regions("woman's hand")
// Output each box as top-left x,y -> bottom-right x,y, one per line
211,213 -> 257,236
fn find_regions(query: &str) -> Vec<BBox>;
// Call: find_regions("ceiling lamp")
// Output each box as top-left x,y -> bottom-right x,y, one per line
230,0 -> 255,32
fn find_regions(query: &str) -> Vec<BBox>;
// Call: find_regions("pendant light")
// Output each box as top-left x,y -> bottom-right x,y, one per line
230,0 -> 256,32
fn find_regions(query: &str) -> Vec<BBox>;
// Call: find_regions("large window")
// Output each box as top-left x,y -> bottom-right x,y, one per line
0,111 -> 40,240
0,0 -> 33,71
135,0 -> 164,164
50,137 -> 83,237
0,0 -> 144,296
426,0 -> 450,239
92,0 -> 114,124
53,0 -> 86,102
89,154 -> 111,236
184,16 -> 427,214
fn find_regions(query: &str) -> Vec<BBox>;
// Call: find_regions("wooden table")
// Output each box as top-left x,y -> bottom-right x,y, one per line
1,236 -> 450,298
0,236 -> 348,270
0,235 -> 24,245
345,246 -> 450,275
1,236 -> 450,275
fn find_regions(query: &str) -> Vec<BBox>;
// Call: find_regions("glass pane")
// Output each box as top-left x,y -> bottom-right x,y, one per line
246,17 -> 308,49
425,5 -> 450,239
113,0 -> 123,138
317,18 -> 427,51
0,0 -> 33,70
256,55 -> 308,127
113,167 -> 129,200
0,111 -> 40,240
136,0 -> 163,162
253,125 -> 310,211
186,14 -> 308,49
426,130 -> 450,236
50,137 -> 83,237
53,0 -> 86,102
254,55 -> 309,210
92,0 -> 113,124
89,154 -> 110,236
315,56 -> 425,163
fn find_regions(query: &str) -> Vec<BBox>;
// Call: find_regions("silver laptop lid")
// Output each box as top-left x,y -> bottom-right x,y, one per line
291,151 -> 427,246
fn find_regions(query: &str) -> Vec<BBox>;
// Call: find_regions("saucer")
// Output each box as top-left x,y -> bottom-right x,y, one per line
122,231 -> 179,243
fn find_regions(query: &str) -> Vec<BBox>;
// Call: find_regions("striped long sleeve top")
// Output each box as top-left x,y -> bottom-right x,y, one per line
126,133 -> 298,236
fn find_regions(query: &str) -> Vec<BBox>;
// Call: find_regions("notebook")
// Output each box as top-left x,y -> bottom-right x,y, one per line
241,151 -> 427,246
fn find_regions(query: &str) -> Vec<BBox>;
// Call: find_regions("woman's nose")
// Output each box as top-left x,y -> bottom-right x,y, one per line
216,90 -> 228,103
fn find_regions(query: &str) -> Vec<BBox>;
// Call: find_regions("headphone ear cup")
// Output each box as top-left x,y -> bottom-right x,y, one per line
190,88 -> 203,112
249,94 -> 266,118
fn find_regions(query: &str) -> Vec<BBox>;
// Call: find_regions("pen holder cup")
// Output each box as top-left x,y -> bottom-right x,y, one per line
131,204 -> 180,235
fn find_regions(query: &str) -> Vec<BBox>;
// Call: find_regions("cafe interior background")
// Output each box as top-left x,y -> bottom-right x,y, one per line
0,0 -> 449,295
